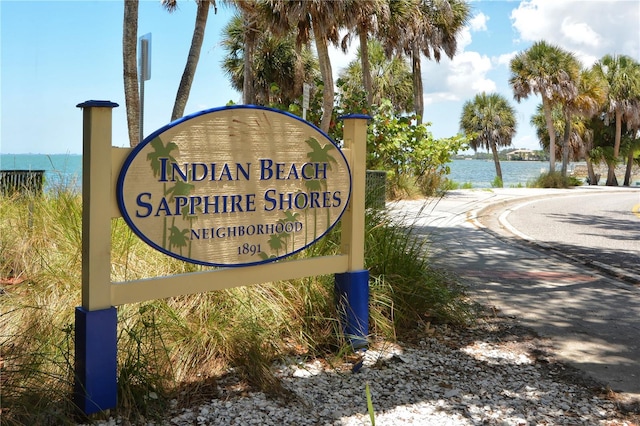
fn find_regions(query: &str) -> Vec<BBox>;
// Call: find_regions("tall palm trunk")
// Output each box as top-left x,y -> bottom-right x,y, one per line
293,43 -> 305,99
171,0 -> 210,121
242,13 -> 257,104
312,22 -> 334,133
584,132 -> 599,185
623,148 -> 635,186
411,45 -> 424,124
561,113 -> 571,177
123,0 -> 140,147
586,157 -> 598,185
623,134 -> 638,186
490,142 -> 503,186
542,99 -> 557,173
359,31 -> 373,107
606,109 -> 623,185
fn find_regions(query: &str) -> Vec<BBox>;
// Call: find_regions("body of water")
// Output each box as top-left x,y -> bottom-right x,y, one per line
448,159 -> 552,188
0,154 -> 575,192
0,154 -> 83,192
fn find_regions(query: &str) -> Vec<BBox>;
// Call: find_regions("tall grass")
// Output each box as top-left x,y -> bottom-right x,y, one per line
0,187 -> 471,424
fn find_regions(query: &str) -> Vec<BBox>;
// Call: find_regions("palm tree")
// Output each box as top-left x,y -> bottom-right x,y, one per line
380,0 -> 470,124
265,0 -> 350,133
592,54 -> 640,185
509,41 -> 581,174
337,39 -> 414,113
460,92 -> 517,186
123,0 -> 140,146
340,0 -> 388,108
531,104 -> 585,173
583,116 -> 618,184
559,67 -> 608,177
620,106 -> 640,186
226,1 -> 258,104
162,0 -> 218,121
221,13 -> 319,106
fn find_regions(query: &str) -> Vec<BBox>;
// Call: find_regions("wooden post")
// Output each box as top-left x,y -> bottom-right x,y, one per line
335,114 -> 370,350
74,100 -> 119,415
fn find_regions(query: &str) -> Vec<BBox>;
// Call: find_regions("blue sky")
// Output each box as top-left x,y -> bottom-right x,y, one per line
1,0 -> 639,154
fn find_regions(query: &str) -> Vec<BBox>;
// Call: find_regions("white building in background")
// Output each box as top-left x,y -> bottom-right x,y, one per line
505,149 -> 539,161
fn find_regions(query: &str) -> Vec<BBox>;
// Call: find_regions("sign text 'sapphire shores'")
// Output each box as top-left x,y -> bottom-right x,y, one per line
117,106 -> 352,267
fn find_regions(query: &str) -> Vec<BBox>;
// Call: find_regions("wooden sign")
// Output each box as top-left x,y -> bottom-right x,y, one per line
117,106 -> 351,267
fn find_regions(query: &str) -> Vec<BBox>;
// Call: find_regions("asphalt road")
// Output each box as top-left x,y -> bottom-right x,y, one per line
393,187 -> 640,400
500,191 -> 640,281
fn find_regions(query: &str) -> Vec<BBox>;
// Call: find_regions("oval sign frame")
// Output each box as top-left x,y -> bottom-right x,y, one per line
117,105 -> 352,267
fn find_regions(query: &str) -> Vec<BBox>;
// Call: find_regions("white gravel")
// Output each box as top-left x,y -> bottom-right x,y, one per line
83,318 -> 639,426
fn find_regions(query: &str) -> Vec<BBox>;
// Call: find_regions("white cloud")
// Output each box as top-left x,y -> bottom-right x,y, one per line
561,17 -> 601,48
470,12 -> 489,32
457,26 -> 473,51
511,0 -> 640,67
494,51 -> 518,67
447,51 -> 496,94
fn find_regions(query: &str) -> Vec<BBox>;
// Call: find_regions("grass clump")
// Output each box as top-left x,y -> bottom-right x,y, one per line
491,176 -> 503,188
532,171 -> 583,188
0,188 -> 471,424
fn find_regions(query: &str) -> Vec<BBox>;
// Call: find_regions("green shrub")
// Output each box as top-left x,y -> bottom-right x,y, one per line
532,171 -> 582,188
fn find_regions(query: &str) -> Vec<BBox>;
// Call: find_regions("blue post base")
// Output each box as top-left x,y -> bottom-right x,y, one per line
74,306 -> 118,415
335,270 -> 369,350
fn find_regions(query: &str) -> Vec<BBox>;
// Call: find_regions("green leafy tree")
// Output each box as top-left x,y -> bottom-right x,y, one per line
622,125 -> 640,186
220,12 -> 319,106
265,0 -> 349,133
531,104 -> 585,171
366,99 -> 467,197
380,0 -> 470,124
592,54 -> 640,185
339,0 -> 388,108
558,67 -> 608,177
337,39 -> 414,114
509,41 -> 581,173
460,92 -> 517,186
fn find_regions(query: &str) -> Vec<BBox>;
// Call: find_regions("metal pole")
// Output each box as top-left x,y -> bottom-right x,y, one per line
139,34 -> 151,142
139,72 -> 145,142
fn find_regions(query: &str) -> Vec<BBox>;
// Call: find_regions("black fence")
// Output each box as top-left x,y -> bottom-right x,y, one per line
0,170 -> 45,197
365,170 -> 386,210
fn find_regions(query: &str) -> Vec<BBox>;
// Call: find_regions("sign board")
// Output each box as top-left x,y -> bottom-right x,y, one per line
303,83 -> 311,110
117,105 -> 351,267
139,33 -> 151,81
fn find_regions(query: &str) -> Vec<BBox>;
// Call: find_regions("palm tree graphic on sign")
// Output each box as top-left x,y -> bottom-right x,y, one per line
145,136 -> 180,249
165,180 -> 195,251
304,137 -> 337,241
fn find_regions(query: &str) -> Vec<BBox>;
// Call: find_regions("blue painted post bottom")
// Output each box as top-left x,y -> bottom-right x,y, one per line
74,306 -> 118,415
335,270 -> 369,350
